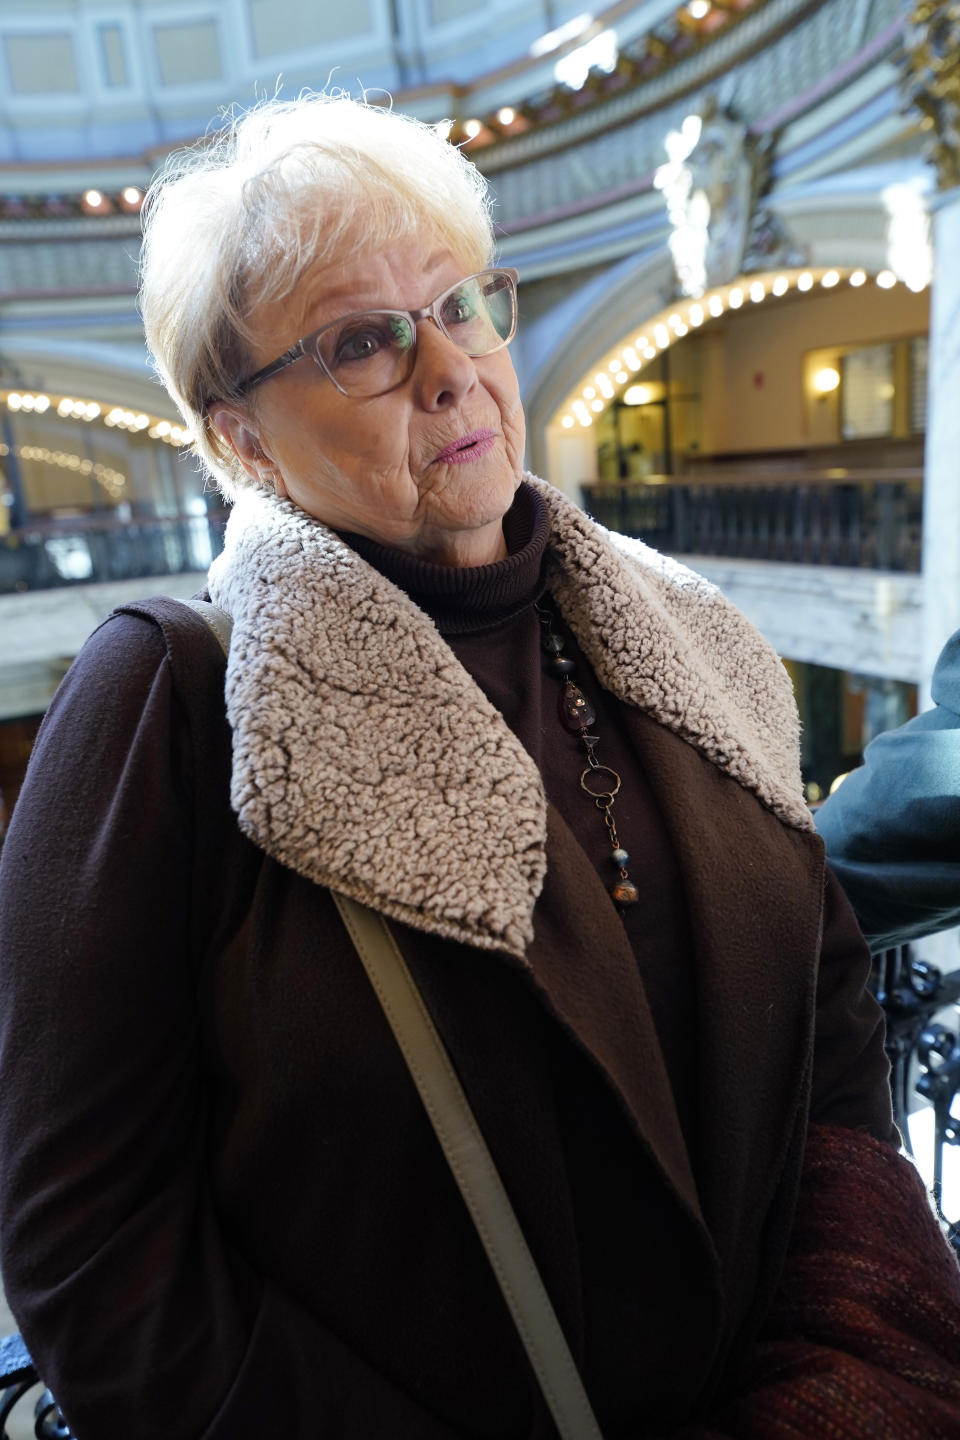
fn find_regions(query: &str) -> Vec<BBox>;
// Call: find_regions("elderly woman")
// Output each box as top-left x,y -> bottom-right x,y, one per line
0,93 -> 958,1440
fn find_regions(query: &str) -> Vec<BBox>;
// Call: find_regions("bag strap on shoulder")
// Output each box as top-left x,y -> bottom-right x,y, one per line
331,890 -> 604,1440
179,598 -> 233,658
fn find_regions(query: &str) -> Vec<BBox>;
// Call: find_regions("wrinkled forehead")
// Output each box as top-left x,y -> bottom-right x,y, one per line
243,225 -> 475,352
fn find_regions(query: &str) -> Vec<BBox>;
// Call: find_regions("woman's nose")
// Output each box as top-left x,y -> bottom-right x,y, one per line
413,318 -> 478,410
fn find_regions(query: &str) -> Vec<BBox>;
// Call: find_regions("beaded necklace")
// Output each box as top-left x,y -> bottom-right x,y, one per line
535,601 -> 639,912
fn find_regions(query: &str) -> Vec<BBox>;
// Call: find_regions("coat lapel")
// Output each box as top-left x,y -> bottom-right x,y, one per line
208,486 -> 548,958
207,477 -> 813,963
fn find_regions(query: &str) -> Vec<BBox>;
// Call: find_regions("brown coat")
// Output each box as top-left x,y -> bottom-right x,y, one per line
0,480 -> 931,1440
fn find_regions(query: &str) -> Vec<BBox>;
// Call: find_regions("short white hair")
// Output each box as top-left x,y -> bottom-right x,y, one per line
139,91 -> 496,497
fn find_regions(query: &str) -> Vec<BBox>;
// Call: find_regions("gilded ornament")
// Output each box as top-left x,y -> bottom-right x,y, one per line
901,0 -> 960,189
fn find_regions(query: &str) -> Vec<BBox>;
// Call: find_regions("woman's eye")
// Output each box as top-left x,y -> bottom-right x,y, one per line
442,291 -> 478,326
335,326 -> 384,364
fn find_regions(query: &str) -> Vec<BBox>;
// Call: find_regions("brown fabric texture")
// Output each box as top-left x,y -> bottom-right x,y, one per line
0,482 -> 955,1439
677,1126 -> 960,1440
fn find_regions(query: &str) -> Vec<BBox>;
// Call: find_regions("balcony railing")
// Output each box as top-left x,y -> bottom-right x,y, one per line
0,513 -> 228,595
581,470 -> 924,570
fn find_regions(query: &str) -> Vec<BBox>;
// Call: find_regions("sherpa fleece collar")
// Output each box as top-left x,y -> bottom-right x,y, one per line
207,474 -> 810,959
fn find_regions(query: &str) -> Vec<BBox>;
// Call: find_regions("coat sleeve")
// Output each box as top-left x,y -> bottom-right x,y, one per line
674,1126 -> 960,1439
815,627 -> 960,950
0,613 -> 464,1440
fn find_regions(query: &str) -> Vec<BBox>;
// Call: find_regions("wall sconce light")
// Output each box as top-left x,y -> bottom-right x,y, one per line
812,366 -> 841,394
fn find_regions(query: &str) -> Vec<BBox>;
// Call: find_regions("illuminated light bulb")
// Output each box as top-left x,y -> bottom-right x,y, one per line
35,395 -> 50,412
608,359 -> 621,371
708,295 -> 724,316
583,386 -> 596,400
596,374 -> 615,398
772,275 -> 789,296
573,400 -> 590,419
821,269 -> 840,288
749,282 -> 765,303
672,323 -> 688,338
668,313 -> 683,330
654,324 -> 670,348
876,269 -> 897,288
615,370 -> 628,382
813,366 -> 840,394
433,121 -> 453,141
849,269 -> 867,287
85,403 -> 100,419
688,304 -> 704,326
624,384 -> 651,406
497,107 -> 515,126
622,347 -> 641,371
135,413 -> 150,428
591,399 -> 604,412
642,345 -> 657,360
634,336 -> 648,349
686,0 -> 711,16
728,287 -> 743,309
122,187 -> 142,207
7,394 -> 21,410
58,399 -> 73,416
84,189 -> 104,208
463,119 -> 483,140
21,395 -> 36,411
579,415 -> 593,427
561,415 -> 575,428
797,272 -> 814,291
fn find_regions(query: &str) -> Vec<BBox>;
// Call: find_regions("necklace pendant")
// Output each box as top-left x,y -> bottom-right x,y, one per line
610,877 -> 639,906
559,680 -> 596,734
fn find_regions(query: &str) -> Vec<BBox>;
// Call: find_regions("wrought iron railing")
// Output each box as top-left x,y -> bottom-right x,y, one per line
2,940 -> 957,1432
581,472 -> 923,571
873,944 -> 960,1242
0,513 -> 228,595
0,1333 -> 66,1438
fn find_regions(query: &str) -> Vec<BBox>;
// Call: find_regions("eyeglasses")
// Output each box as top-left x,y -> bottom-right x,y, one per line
234,267 -> 519,400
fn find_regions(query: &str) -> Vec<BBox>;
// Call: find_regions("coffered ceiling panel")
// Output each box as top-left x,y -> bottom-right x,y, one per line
248,0 -> 375,57
152,18 -> 222,86
5,31 -> 79,94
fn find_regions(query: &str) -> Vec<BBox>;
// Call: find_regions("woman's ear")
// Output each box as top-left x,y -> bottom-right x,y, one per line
208,403 -> 284,493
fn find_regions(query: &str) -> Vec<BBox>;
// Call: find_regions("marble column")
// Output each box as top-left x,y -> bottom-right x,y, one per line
902,3 -> 960,701
921,185 -> 960,704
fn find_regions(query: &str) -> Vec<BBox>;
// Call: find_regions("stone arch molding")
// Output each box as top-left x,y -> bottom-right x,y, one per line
523,182 -> 926,478
0,337 -> 174,421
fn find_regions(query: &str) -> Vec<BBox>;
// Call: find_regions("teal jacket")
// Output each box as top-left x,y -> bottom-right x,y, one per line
816,628 -> 960,949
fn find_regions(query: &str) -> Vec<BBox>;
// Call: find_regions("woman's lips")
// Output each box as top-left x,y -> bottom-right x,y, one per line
432,429 -> 497,464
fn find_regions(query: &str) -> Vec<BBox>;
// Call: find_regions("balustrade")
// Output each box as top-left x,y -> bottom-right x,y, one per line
582,472 -> 924,571
0,513 -> 227,594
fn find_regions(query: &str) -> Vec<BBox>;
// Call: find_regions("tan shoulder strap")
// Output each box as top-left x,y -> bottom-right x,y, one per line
331,890 -> 604,1440
180,598 -> 233,657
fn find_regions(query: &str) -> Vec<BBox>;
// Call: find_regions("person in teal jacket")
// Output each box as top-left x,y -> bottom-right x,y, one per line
816,627 -> 960,950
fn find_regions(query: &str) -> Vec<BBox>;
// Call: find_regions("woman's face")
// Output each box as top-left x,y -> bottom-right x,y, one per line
216,238 -> 526,567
